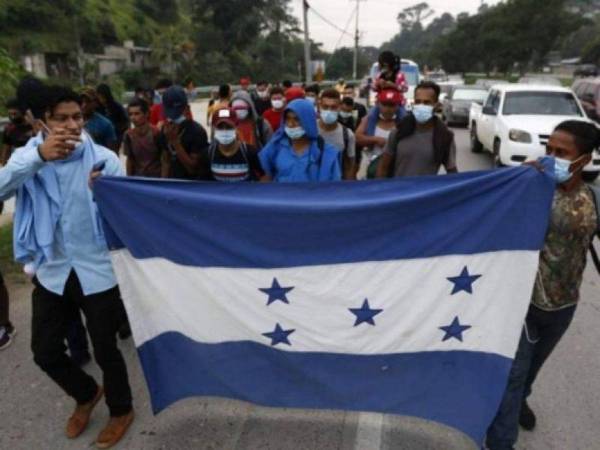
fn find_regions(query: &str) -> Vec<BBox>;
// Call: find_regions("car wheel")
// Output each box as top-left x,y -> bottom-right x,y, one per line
493,139 -> 505,167
470,124 -> 483,153
583,172 -> 600,183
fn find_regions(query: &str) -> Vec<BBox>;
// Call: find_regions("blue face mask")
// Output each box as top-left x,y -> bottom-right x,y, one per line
320,110 -> 339,125
413,104 -> 434,124
285,126 -> 306,140
554,155 -> 584,184
215,129 -> 237,146
170,115 -> 186,125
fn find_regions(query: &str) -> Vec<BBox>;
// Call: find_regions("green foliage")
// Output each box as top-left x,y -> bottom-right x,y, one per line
0,48 -> 25,115
0,224 -> 22,278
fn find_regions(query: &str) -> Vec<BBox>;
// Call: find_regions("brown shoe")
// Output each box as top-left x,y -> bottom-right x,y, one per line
95,410 -> 134,449
66,385 -> 104,439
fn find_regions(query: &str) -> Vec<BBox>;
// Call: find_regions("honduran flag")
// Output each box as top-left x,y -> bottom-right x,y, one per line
94,165 -> 555,446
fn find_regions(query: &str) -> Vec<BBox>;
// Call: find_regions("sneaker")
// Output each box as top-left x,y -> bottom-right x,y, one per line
519,400 -> 536,431
0,327 -> 12,350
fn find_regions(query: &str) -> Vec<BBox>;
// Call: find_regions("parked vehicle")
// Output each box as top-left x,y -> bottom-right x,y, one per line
470,84 -> 600,181
475,79 -> 510,90
518,76 -> 562,87
572,78 -> 600,122
442,85 -> 488,127
574,64 -> 599,78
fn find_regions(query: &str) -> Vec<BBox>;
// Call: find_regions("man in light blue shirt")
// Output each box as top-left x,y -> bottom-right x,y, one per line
0,85 -> 134,448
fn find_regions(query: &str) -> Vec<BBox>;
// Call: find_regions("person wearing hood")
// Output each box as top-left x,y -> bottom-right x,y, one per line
0,85 -> 134,448
229,90 -> 273,150
259,99 -> 341,183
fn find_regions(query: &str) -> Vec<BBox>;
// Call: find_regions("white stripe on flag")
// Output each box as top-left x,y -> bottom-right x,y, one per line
111,249 -> 537,358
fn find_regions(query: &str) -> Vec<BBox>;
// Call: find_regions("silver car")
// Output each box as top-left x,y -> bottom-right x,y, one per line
442,85 -> 488,127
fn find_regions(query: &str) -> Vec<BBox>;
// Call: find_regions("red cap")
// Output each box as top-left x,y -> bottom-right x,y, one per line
212,107 -> 238,127
240,77 -> 251,86
285,86 -> 306,102
377,89 -> 402,105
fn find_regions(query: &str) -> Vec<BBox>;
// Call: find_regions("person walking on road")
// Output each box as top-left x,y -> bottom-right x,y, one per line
486,120 -> 600,450
0,84 -> 134,448
199,108 -> 264,182
263,86 -> 287,132
230,90 -> 273,150
376,81 -> 457,178
259,99 -> 341,183
317,88 -> 356,180
123,98 -> 164,178
355,89 -> 406,180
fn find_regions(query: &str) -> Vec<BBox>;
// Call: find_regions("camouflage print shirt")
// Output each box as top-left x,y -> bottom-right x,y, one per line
532,183 -> 598,311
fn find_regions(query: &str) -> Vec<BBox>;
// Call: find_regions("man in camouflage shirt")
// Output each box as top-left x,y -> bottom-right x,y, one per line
487,121 -> 600,450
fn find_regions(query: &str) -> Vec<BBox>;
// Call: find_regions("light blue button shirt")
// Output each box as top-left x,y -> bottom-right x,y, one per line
0,143 -> 123,296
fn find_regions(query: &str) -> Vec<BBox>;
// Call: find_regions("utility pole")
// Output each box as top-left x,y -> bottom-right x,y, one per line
303,0 -> 312,83
352,0 -> 366,80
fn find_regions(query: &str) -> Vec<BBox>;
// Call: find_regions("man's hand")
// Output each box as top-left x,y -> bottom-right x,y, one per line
38,128 -> 81,161
163,121 -> 180,145
375,137 -> 388,148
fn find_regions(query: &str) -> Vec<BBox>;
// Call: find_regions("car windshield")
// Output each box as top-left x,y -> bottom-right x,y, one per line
503,92 -> 582,116
452,89 -> 488,102
402,68 -> 419,86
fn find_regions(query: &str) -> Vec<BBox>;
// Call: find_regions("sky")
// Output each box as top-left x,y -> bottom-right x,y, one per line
290,0 -> 502,52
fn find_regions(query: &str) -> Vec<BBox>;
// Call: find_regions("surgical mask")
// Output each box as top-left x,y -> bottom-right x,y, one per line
554,155 -> 584,184
379,113 -> 396,121
339,111 -> 352,119
320,110 -> 339,125
257,90 -> 269,99
215,129 -> 237,146
285,126 -> 306,140
170,115 -> 186,125
236,109 -> 249,120
272,99 -> 284,110
413,104 -> 434,124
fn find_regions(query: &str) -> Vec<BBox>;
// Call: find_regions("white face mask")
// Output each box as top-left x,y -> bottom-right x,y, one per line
271,99 -> 284,110
236,109 -> 249,120
257,90 -> 269,99
170,116 -> 186,125
215,129 -> 237,146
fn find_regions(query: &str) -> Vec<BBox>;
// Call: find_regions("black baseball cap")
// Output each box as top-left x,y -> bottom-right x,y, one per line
162,86 -> 188,120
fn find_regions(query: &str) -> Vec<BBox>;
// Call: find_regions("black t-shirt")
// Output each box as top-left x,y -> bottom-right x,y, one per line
199,142 -> 264,182
159,119 -> 209,180
354,103 -> 367,123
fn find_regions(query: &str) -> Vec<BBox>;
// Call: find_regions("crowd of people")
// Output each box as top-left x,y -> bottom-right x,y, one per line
0,48 -> 599,450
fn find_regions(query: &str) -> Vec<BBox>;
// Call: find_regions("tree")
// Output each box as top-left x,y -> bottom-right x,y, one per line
397,2 -> 434,31
0,49 -> 25,115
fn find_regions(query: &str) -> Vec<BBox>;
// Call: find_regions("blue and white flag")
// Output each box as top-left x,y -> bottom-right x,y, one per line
94,166 -> 555,446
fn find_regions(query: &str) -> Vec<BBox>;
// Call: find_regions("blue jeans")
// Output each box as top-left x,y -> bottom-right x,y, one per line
486,304 -> 576,450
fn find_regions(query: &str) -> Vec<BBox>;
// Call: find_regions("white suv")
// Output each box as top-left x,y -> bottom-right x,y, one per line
470,84 -> 600,181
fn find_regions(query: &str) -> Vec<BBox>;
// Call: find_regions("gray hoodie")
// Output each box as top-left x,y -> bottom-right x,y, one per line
230,90 -> 273,149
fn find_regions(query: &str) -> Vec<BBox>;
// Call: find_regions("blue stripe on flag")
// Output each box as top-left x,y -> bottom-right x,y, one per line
94,167 -> 554,269
139,331 -> 511,445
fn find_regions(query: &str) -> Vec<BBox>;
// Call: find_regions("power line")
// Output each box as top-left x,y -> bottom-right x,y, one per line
327,7 -> 357,65
306,2 -> 354,37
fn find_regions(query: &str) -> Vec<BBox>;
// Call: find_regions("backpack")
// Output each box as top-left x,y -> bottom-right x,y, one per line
587,184 -> 600,274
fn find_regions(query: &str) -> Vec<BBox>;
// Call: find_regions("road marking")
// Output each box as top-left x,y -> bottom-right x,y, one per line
354,412 -> 384,450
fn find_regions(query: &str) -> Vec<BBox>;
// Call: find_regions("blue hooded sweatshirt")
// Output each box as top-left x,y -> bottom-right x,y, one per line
259,99 -> 341,182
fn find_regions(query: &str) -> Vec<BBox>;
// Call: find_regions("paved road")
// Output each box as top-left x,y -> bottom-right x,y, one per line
1,110 -> 599,450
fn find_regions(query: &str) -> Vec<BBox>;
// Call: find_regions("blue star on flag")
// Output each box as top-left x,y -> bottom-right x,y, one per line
349,299 -> 383,327
439,316 -> 472,342
262,323 -> 295,346
259,278 -> 294,305
447,266 -> 482,295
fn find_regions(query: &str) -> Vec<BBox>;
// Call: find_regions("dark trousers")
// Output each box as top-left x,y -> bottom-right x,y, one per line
65,306 -> 90,360
486,304 -> 576,450
31,271 -> 132,416
0,270 -> 9,327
